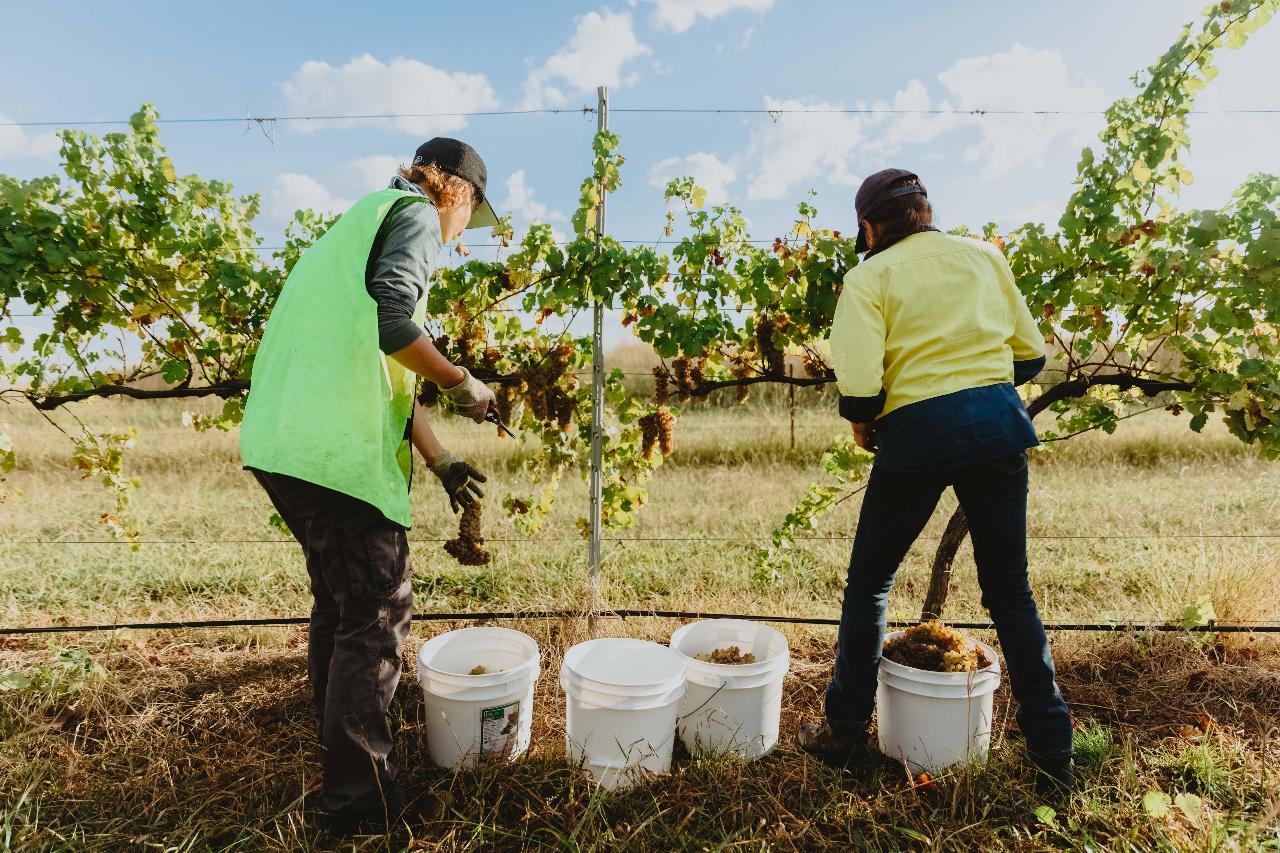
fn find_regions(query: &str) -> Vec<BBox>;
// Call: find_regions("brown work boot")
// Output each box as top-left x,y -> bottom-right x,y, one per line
796,720 -> 871,766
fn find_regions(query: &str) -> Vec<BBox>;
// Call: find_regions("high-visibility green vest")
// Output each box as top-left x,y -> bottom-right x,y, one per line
240,188 -> 436,527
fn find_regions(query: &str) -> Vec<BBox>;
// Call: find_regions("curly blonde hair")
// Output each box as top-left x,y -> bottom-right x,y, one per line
398,162 -> 475,211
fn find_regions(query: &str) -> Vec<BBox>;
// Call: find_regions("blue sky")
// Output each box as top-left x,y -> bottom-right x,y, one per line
2,1 -> 1277,307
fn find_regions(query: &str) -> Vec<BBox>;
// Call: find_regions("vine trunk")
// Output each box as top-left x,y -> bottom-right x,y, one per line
917,376 -> 1192,621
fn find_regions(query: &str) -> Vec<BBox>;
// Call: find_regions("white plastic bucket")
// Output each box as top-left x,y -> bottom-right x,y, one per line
669,619 -> 790,759
559,638 -> 686,790
876,631 -> 1001,775
415,626 -> 540,770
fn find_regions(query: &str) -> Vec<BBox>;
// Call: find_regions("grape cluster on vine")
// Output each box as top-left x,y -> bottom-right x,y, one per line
802,351 -> 834,381
653,365 -> 671,405
731,362 -> 753,403
638,406 -> 675,461
666,355 -> 709,403
672,356 -> 691,402
522,343 -> 578,431
456,328 -> 482,368
418,380 -> 440,408
494,383 -> 517,427
755,315 -> 786,375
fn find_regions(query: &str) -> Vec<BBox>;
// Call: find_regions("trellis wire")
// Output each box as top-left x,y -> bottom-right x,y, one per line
3,106 -> 1276,128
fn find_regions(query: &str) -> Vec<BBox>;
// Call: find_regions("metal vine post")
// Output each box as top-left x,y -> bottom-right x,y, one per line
587,85 -> 608,637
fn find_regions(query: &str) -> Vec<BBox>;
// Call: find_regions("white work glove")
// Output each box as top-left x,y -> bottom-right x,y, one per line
441,367 -> 496,424
429,449 -> 487,513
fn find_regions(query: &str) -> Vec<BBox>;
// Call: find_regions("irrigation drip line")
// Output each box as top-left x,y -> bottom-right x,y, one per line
4,532 -> 1277,546
4,106 -> 1277,128
2,609 -> 1276,636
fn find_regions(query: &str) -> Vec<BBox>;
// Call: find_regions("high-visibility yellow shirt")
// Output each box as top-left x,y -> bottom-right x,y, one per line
828,230 -> 1044,418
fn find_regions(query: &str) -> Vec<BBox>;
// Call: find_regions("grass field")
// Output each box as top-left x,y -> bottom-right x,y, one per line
1,396 -> 1279,850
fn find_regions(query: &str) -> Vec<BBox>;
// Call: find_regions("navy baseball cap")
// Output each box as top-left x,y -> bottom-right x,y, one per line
413,137 -> 500,230
854,168 -> 927,253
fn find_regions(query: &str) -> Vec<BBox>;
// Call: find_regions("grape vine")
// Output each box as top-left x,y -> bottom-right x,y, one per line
1,1 -> 1277,600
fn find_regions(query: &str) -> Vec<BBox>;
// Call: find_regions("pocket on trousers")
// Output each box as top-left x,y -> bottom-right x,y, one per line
333,514 -> 412,600
989,452 -> 1028,476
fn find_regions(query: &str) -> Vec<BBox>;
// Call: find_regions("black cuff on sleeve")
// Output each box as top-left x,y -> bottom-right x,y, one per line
839,390 -> 887,423
1013,354 -> 1046,386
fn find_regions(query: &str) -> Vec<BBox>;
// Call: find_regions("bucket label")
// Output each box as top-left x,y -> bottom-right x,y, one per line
479,700 -> 520,759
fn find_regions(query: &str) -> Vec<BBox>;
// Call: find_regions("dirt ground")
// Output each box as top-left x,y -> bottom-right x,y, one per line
3,621 -> 1278,851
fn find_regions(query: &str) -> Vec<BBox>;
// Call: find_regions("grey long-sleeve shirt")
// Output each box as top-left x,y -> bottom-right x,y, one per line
365,176 -> 443,353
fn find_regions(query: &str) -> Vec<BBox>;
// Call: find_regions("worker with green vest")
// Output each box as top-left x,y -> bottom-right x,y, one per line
240,138 -> 499,830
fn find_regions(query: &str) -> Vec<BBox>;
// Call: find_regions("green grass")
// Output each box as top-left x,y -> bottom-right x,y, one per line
0,397 -> 1278,850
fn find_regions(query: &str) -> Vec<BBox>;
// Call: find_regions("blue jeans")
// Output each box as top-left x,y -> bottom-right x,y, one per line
824,452 -> 1073,763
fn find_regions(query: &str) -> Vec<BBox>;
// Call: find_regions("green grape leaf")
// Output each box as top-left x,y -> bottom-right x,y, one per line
1237,358 -> 1264,378
1173,792 -> 1202,820
0,671 -> 33,691
1031,805 -> 1057,826
1181,598 -> 1216,628
1142,790 -> 1171,818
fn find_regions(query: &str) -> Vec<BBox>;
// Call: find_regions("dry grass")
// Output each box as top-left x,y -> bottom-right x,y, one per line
1,623 -> 1278,851
1,399 -> 1277,630
2,395 -> 1279,849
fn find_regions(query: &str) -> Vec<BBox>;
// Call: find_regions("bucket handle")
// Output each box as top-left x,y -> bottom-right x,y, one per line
676,681 -> 728,723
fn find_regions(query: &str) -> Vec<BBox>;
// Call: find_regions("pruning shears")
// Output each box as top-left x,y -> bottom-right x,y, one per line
485,402 -> 517,439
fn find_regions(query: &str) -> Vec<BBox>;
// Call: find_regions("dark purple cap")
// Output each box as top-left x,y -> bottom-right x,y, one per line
854,168 -> 926,252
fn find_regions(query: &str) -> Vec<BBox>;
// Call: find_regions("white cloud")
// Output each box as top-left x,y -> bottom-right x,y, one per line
520,10 -> 651,109
1008,201 -> 1063,230
266,173 -> 353,226
648,152 -> 737,204
646,0 -> 774,33
729,44 -> 1106,205
0,117 -> 59,160
500,170 -> 566,242
936,43 -> 1107,178
738,81 -> 953,202
859,80 -> 965,160
346,154 -> 403,192
742,97 -> 867,201
265,153 -> 435,226
280,54 -> 499,135
500,170 -> 566,223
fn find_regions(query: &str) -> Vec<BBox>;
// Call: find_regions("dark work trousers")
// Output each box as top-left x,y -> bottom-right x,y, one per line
250,469 -> 413,816
824,452 -> 1074,764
